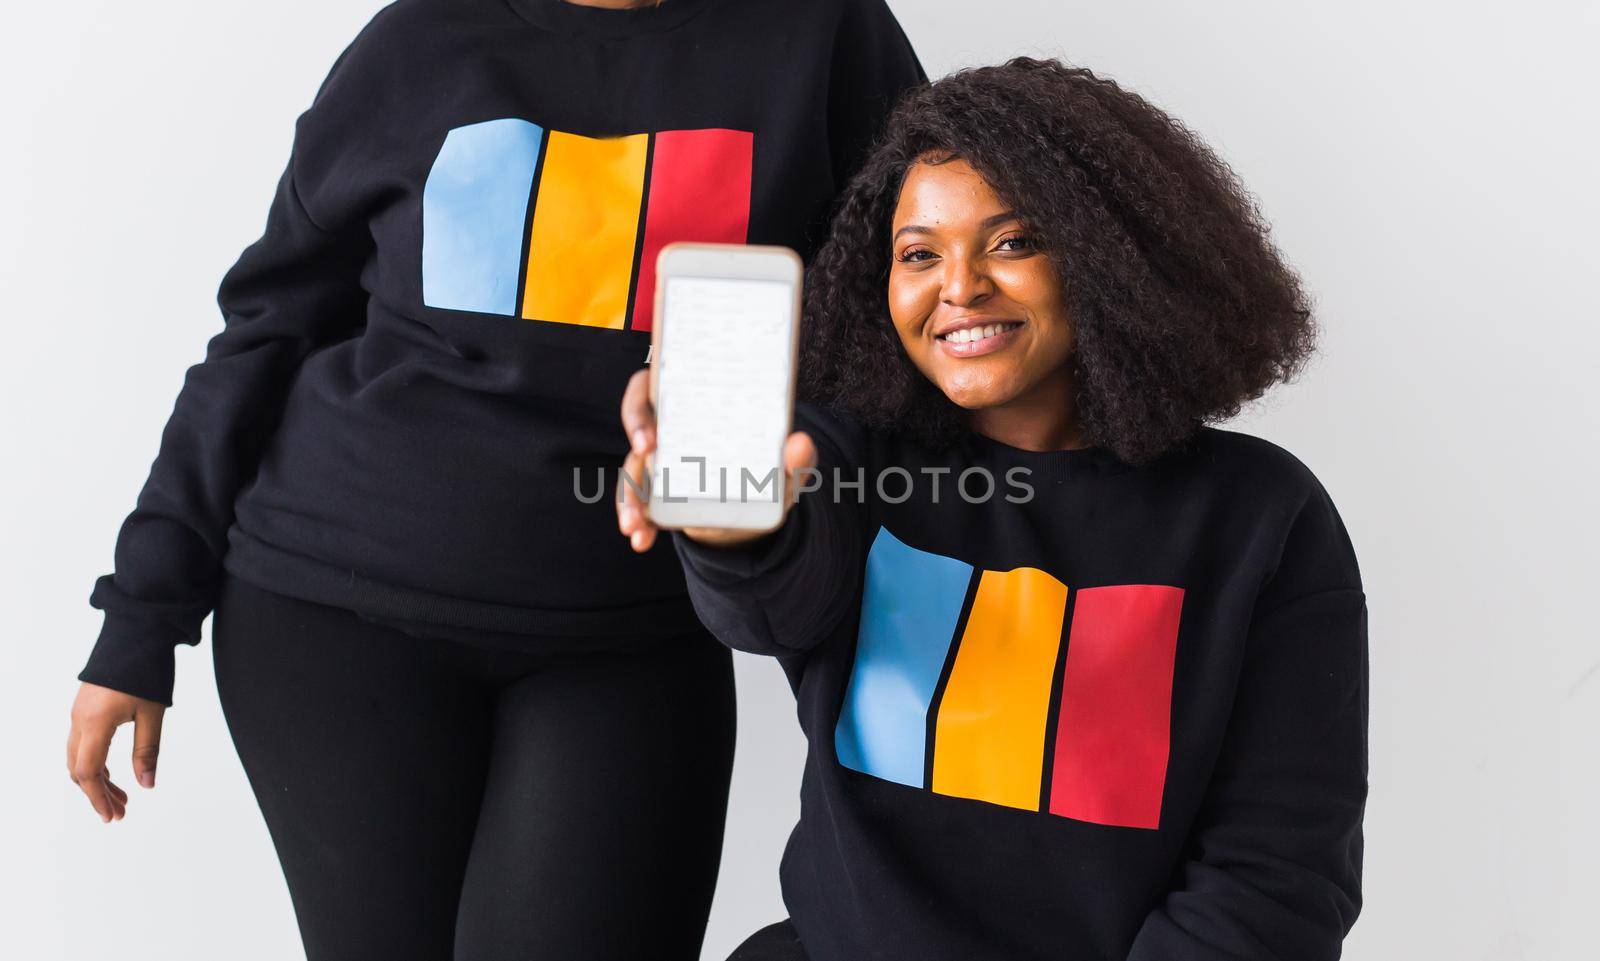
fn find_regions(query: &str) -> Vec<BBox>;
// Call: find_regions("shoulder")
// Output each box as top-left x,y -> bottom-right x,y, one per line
1184,427 -> 1329,497
313,0 -> 448,88
291,2 -> 427,133
289,0 -> 467,184
746,0 -> 914,52
1186,428 -> 1364,601
719,0 -> 899,39
349,0 -> 458,38
831,0 -> 919,53
750,0 -> 891,21
825,0 -> 900,20
831,0 -> 908,21
307,0 -> 507,101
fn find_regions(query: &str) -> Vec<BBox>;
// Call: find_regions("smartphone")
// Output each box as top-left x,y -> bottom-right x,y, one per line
647,242 -> 803,531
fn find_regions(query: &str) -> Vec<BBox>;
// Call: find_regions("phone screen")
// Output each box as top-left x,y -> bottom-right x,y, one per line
654,275 -> 795,504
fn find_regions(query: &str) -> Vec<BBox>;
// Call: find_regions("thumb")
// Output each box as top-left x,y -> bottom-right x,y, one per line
131,703 -> 165,789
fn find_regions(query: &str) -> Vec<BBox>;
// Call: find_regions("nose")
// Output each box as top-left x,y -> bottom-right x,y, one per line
939,254 -> 995,308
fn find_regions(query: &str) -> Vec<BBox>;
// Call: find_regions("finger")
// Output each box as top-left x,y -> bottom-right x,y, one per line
104,771 -> 128,806
782,431 -> 818,473
71,722 -> 117,823
616,446 -> 653,551
101,768 -> 127,820
617,448 -> 656,535
75,764 -> 114,823
618,452 -> 659,553
620,368 -> 657,455
132,704 -> 164,789
782,432 -> 819,513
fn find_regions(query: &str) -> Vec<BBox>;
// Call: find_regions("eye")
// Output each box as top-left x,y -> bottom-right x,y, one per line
996,233 -> 1034,253
897,246 -> 937,264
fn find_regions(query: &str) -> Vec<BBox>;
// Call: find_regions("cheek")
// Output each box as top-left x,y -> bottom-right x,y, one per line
887,268 -> 935,345
1004,263 -> 1073,356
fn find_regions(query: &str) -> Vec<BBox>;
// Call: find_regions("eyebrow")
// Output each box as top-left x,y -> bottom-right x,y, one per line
892,211 -> 1021,243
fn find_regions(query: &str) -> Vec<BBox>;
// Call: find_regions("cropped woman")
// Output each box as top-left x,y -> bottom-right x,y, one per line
620,58 -> 1368,961
66,2 -> 922,959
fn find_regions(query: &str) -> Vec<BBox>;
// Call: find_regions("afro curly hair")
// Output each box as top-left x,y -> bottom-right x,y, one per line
801,57 -> 1316,464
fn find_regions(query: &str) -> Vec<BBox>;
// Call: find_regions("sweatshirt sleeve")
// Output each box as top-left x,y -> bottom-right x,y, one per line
825,1 -> 927,187
671,405 -> 868,657
78,46 -> 375,707
1128,485 -> 1369,961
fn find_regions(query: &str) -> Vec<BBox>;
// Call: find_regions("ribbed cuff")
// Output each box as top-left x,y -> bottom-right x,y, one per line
77,613 -> 181,707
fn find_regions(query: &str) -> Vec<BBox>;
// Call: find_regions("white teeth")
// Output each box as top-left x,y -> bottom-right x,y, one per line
942,323 -> 1015,345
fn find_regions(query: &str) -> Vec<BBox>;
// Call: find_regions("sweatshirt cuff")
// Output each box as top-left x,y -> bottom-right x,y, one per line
78,613 -> 181,707
671,501 -> 809,588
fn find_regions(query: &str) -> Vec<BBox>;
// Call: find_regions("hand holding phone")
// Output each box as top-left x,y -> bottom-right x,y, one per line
617,368 -> 816,553
617,243 -> 808,547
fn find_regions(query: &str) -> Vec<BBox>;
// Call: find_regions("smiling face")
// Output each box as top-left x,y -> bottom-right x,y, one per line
888,155 -> 1077,430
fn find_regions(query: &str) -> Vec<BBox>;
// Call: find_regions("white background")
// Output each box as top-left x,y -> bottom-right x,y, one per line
3,1 -> 1596,958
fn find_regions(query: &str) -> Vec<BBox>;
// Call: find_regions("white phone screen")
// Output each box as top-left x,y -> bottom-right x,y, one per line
654,276 -> 794,504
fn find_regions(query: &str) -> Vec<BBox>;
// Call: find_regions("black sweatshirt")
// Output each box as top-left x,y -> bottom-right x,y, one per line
675,404 -> 1368,961
80,0 -> 925,705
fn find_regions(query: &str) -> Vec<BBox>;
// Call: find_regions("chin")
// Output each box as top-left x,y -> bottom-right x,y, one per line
937,379 -> 1013,411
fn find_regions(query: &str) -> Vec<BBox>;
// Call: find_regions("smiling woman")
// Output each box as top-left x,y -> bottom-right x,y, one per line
618,56 -> 1367,961
888,157 -> 1080,450
804,58 -> 1315,464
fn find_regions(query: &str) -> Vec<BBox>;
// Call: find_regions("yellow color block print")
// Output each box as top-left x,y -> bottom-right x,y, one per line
521,131 -> 650,329
932,567 -> 1069,811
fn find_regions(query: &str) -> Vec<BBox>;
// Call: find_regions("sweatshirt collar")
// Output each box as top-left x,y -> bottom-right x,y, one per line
507,0 -> 717,39
960,429 -> 1130,479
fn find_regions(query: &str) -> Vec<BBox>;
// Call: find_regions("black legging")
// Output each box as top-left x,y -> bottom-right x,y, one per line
212,571 -> 736,961
727,920 -> 807,961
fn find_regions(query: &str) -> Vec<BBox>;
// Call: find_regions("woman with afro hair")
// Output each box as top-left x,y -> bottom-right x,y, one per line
619,58 -> 1368,961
